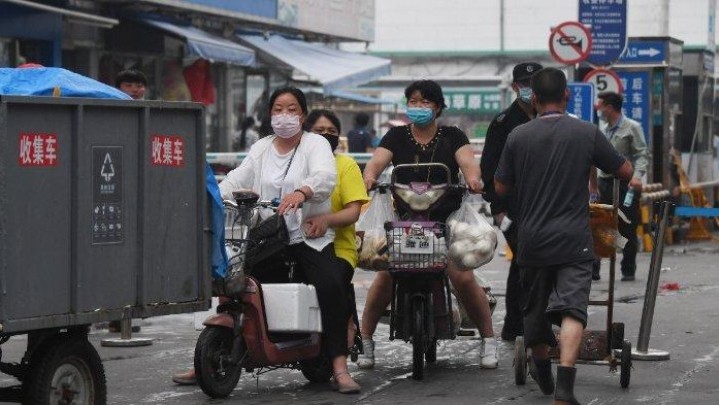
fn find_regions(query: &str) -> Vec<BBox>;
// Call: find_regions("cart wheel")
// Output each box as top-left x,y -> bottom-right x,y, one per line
611,322 -> 625,350
620,340 -> 632,388
25,334 -> 107,405
514,336 -> 527,385
411,298 -> 425,381
425,339 -> 437,363
194,326 -> 242,398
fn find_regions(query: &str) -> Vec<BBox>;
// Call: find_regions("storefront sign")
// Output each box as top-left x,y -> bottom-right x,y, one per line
445,91 -> 502,114
617,71 -> 651,142
277,0 -> 374,41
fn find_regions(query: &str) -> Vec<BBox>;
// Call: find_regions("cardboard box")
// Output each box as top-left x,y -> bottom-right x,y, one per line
262,283 -> 322,333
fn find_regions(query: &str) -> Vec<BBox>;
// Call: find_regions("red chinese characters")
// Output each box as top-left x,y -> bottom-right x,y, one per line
151,135 -> 184,167
18,133 -> 58,167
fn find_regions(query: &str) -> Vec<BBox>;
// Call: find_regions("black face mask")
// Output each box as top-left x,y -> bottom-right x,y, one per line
319,133 -> 339,151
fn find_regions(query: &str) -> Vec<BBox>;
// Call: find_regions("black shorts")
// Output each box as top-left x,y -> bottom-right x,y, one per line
520,259 -> 593,348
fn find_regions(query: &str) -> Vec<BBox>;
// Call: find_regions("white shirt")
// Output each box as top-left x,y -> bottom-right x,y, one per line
219,132 -> 337,251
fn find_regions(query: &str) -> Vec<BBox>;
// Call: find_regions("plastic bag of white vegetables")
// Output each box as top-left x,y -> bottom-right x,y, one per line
356,189 -> 396,271
446,196 -> 497,269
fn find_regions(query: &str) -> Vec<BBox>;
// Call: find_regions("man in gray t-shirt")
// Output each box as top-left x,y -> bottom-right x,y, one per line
495,68 -> 633,405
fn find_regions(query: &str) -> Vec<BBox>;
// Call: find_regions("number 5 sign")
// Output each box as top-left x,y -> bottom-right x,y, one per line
583,68 -> 623,105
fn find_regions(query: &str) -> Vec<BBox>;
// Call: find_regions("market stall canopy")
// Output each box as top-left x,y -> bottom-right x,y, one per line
2,0 -> 119,28
238,34 -> 391,94
137,17 -> 256,66
306,88 -> 395,104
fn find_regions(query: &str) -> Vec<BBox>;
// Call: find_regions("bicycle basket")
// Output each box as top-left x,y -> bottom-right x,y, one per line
385,221 -> 448,272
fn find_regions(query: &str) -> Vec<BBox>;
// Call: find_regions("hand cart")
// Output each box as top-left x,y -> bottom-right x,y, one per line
514,180 -> 632,388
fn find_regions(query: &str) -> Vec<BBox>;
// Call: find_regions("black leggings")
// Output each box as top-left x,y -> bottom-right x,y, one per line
337,258 -> 360,333
284,243 -> 349,359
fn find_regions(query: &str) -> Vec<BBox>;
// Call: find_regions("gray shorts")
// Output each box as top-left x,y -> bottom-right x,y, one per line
520,260 -> 593,348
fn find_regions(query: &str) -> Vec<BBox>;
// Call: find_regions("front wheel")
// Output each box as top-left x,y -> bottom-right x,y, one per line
620,340 -> 632,388
194,327 -> 242,398
299,354 -> 332,383
412,298 -> 425,381
25,334 -> 107,405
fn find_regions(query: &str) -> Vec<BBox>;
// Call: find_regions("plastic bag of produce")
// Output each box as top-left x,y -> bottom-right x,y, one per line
446,195 -> 497,269
356,189 -> 396,270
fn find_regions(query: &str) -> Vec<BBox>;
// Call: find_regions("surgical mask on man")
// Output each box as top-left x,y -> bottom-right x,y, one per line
406,107 -> 434,127
597,109 -> 607,122
518,87 -> 533,104
271,114 -> 302,138
319,133 -> 339,151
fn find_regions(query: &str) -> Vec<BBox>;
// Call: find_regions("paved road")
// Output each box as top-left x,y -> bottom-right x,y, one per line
1,242 -> 718,404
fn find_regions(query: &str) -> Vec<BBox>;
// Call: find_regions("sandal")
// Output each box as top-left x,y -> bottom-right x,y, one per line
331,371 -> 361,394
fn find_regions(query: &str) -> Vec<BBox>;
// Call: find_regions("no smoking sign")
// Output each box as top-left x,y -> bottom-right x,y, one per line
549,21 -> 592,65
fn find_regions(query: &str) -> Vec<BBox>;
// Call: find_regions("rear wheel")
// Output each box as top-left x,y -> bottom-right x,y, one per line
194,327 -> 242,398
25,334 -> 106,405
514,336 -> 527,385
412,298 -> 425,381
299,355 -> 332,383
620,340 -> 632,388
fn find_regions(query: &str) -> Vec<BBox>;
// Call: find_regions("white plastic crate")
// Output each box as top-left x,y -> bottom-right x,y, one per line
262,283 -> 322,333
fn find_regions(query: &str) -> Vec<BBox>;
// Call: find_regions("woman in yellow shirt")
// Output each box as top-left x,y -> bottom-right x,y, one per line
304,109 -> 369,357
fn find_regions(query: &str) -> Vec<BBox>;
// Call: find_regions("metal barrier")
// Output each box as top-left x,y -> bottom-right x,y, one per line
633,201 -> 672,361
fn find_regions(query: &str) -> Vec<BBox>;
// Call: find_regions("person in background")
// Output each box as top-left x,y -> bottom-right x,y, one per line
346,112 -> 374,153
115,69 -> 147,100
495,68 -> 633,404
480,61 -> 542,342
591,91 -> 648,282
358,79 -> 499,370
232,116 -> 259,151
304,109 -> 370,355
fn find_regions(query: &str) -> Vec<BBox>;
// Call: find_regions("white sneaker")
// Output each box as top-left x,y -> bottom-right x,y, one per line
480,337 -> 498,369
356,338 -> 375,369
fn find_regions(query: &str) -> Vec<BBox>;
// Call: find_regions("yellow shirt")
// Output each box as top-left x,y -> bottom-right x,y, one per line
332,154 -> 369,268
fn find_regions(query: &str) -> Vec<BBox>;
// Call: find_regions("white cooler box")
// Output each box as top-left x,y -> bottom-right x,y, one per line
262,283 -> 322,333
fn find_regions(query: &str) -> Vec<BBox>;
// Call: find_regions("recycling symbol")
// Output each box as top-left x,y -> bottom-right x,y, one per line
101,153 -> 115,182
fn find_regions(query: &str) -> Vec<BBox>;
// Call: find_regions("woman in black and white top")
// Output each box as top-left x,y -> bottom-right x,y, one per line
359,80 -> 498,370
220,87 -> 360,393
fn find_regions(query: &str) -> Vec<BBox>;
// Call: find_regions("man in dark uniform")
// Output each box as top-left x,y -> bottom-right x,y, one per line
480,61 -> 542,341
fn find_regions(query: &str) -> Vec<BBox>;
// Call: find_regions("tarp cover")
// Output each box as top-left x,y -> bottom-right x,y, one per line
0,67 -> 131,99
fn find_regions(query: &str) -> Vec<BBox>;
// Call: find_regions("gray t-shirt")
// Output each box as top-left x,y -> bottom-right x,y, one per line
495,115 -> 625,267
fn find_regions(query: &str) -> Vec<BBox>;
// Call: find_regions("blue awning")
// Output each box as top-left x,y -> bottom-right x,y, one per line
238,34 -> 390,93
306,88 -> 395,104
138,17 -> 256,66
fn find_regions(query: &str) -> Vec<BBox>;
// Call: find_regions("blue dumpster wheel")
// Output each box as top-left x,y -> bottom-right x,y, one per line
194,326 -> 242,398
514,336 -> 527,385
620,340 -> 632,388
25,335 -> 106,405
299,353 -> 333,383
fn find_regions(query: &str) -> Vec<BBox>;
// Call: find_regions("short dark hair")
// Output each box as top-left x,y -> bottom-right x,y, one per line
354,112 -> 369,127
268,86 -> 308,116
597,91 -> 623,112
305,109 -> 341,134
115,69 -> 147,88
404,80 -> 447,117
530,68 -> 567,105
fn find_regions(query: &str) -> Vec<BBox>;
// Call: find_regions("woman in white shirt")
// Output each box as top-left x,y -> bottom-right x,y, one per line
219,87 -> 360,394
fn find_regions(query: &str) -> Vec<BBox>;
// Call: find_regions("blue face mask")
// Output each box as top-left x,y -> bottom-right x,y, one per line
406,107 -> 434,126
518,87 -> 533,104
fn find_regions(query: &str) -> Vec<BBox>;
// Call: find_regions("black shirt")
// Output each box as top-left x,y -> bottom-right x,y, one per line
480,100 -> 532,218
347,127 -> 373,153
379,125 -> 470,222
495,115 -> 625,267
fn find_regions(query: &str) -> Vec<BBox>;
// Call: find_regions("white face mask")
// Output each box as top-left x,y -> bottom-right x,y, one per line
271,113 -> 302,138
